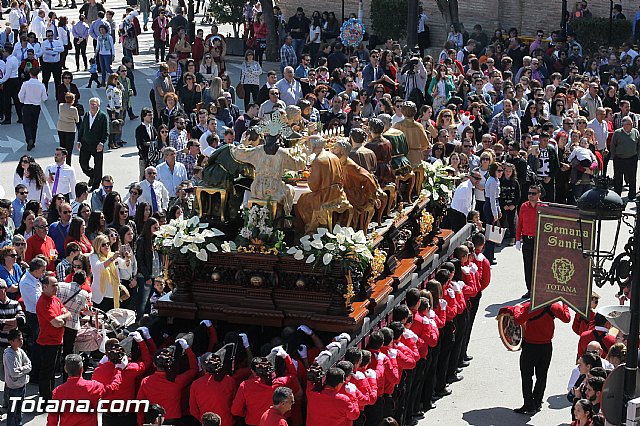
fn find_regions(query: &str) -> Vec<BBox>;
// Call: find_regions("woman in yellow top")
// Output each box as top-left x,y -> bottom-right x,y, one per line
89,233 -> 121,312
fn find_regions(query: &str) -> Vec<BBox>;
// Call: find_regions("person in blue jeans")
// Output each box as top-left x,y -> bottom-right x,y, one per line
96,24 -> 114,86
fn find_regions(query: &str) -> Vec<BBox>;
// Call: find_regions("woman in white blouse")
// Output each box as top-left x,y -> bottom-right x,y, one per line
18,161 -> 52,210
116,225 -> 137,307
199,54 -> 218,83
90,233 -> 122,312
239,49 -> 262,111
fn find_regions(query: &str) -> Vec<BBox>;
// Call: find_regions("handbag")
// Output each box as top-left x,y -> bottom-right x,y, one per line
236,81 -> 245,99
76,103 -> 85,117
485,224 -> 506,244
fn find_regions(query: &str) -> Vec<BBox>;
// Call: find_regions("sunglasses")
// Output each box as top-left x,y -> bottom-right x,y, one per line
19,191 -> 28,195
528,192 -> 539,195
21,159 -> 30,163
35,225 -> 48,229
101,243 -> 110,248
5,254 -> 17,258
160,130 -> 169,134
73,264 -> 83,269
129,191 -> 139,195
119,211 -> 129,215
103,185 -> 113,189
61,210 -> 72,215
13,242 -> 26,246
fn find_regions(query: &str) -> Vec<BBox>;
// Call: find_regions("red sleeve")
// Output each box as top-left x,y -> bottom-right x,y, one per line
516,203 -> 525,241
206,325 -> 218,353
572,313 -> 585,336
175,348 -> 198,387
136,379 -> 148,426
551,302 -> 571,323
231,382 -> 247,417
137,339 -> 153,374
189,380 -> 201,420
383,355 -> 400,386
352,376 -> 372,409
342,393 -> 362,421
577,333 -> 588,360
433,307 -> 446,328
394,344 -> 416,370
513,302 -> 532,326
480,259 -> 491,290
283,354 -> 298,377
99,368 -> 122,395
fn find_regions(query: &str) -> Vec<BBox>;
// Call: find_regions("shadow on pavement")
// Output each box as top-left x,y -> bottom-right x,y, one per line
547,393 -> 572,410
461,407 -> 534,425
484,298 -> 524,318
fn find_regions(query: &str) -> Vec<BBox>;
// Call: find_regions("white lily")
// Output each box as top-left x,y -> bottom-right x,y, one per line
188,215 -> 200,227
306,254 -> 316,263
193,233 -> 206,244
352,230 -> 367,244
322,253 -> 333,265
196,249 -> 208,261
188,243 -> 200,254
336,233 -> 346,244
180,246 -> 189,254
162,238 -> 174,247
206,243 -> 218,252
324,242 -> 336,251
294,250 -> 304,260
316,227 -> 328,237
310,239 -> 324,249
300,235 -> 311,245
287,247 -> 299,255
173,236 -> 184,247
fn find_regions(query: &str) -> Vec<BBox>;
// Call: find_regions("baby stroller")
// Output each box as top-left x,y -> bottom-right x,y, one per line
75,307 -> 137,354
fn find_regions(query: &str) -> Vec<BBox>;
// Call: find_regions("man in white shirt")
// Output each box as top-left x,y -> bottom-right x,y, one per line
199,116 -> 218,152
275,66 -> 303,106
45,147 -> 77,200
12,36 -> 35,63
138,166 -> 169,213
447,169 -> 481,232
258,88 -> 286,119
587,107 -> 610,170
0,45 -> 22,125
40,29 -> 64,95
156,147 -> 188,198
30,9 -> 48,42
18,67 -> 47,151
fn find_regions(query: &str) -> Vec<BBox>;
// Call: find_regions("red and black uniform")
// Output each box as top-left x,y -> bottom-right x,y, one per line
136,348 -> 199,425
514,301 -> 571,410
92,338 -> 153,426
435,280 -> 457,395
572,311 -> 595,336
577,326 -> 616,360
362,349 -> 391,426
190,373 -> 237,426
516,200 -> 545,293
306,384 -> 360,426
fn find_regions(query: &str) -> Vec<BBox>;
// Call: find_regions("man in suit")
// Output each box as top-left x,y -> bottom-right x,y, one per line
135,107 -> 157,181
78,97 -> 109,191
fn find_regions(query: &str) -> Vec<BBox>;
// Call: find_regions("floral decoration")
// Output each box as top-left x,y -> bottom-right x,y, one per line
154,215 -> 224,267
236,204 -> 285,255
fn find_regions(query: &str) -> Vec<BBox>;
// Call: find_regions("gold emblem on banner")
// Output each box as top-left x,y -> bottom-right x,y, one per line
551,257 -> 575,285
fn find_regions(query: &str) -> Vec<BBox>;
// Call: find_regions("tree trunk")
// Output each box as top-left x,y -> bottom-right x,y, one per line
435,0 -> 459,27
261,0 -> 280,62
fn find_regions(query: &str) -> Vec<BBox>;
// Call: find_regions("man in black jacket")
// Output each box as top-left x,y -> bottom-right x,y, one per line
135,107 -> 157,181
258,71 -> 278,105
78,97 -> 109,191
528,132 -> 559,202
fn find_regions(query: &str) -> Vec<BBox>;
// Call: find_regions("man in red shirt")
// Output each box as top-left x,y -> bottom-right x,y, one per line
513,300 -> 571,414
136,337 -> 199,425
92,330 -> 154,426
515,184 -> 544,298
306,367 -> 360,426
259,386 -> 294,426
36,274 -> 71,400
576,313 -> 617,360
47,353 -> 125,426
25,216 -> 58,271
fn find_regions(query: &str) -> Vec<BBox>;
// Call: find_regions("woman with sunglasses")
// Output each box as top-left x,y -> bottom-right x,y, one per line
429,64 -> 455,114
56,71 -> 81,106
520,100 -> 540,136
64,254 -> 92,293
125,183 -> 143,218
19,162 -> 51,211
483,162 -> 503,264
199,54 -> 219,83
313,85 -> 330,111
548,98 -> 566,130
179,72 -> 202,116
46,193 -> 67,225
0,246 -> 24,299
109,202 -> 137,237
13,156 -> 34,189
358,91 -> 374,119
252,13 -> 268,66
90,233 -> 122,312
148,124 -> 170,168
64,216 -> 92,254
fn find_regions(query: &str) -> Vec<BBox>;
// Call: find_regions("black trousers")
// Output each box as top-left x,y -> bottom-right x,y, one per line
407,358 -> 425,417
422,340 -> 440,406
41,61 -> 62,94
154,39 -> 167,62
22,104 -> 40,146
500,207 -> 517,240
522,237 -> 535,293
447,310 -> 469,379
39,344 -> 61,400
58,131 -> 75,166
613,156 -> 638,199
446,208 -> 467,232
2,77 -> 22,122
540,178 -> 555,203
520,341 -> 553,409
363,396 -> 384,426
79,146 -> 104,190
25,311 -> 40,380
461,292 -> 482,360
61,327 -> 78,382
74,38 -> 88,69
243,83 -> 260,111
102,413 -> 137,426
435,320 -> 454,392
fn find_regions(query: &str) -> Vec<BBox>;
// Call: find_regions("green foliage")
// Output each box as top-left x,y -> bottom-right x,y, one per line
572,18 -> 632,53
208,0 -> 244,37
370,0 -> 408,41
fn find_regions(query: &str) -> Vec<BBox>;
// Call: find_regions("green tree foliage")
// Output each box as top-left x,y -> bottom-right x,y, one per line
572,18 -> 632,53
208,0 -> 245,37
370,0 -> 408,41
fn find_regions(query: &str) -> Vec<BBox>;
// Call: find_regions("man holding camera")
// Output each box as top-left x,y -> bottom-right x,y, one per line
401,57 -> 427,102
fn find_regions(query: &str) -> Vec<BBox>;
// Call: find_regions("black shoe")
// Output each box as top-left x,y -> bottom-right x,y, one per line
513,406 -> 534,414
434,388 -> 452,398
86,84 -> 91,88
119,140 -> 128,145
129,115 -> 139,120
464,355 -> 473,361
521,292 -> 530,299
489,259 -> 497,265
17,119 -> 22,124
459,360 -> 470,368
447,374 -> 463,383
27,140 -> 34,151
0,121 -> 11,125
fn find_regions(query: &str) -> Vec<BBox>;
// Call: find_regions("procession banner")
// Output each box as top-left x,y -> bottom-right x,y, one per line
531,204 -> 594,318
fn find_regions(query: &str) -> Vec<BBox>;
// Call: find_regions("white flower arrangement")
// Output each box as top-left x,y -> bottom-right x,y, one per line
236,204 -> 285,254
287,225 -> 373,273
423,160 -> 455,203
154,215 -> 225,263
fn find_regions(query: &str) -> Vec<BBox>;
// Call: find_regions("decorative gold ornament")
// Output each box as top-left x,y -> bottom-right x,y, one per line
295,279 -> 306,288
416,211 -> 435,246
250,276 -> 264,287
368,248 -> 387,287
211,271 -> 221,282
344,270 -> 355,307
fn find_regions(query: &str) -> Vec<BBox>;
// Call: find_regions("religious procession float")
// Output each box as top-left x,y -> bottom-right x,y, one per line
151,100 -> 473,375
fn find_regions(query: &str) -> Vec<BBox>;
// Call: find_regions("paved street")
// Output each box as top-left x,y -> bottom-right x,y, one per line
0,2 -> 632,425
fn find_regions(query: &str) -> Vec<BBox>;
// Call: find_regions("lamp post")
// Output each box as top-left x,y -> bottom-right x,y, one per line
577,177 -> 637,423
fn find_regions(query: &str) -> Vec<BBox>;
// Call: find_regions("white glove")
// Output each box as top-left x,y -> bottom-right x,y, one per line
336,332 -> 351,342
388,348 -> 398,359
429,309 -> 436,318
354,371 -> 365,380
275,346 -> 288,359
176,338 -> 189,350
456,281 -> 465,293
239,333 -> 250,348
515,240 -> 522,251
115,355 -> 129,370
469,263 -> 478,274
137,326 -> 151,340
297,344 -> 308,359
422,316 -> 429,324
365,369 -> 377,379
298,325 -> 313,336
326,341 -> 341,350
376,352 -> 386,362
461,266 -> 471,275
99,355 -> 109,364
345,382 -> 357,394
200,320 -> 213,328
439,299 -> 448,310
447,288 -> 455,298
128,331 -> 143,342
427,318 -> 436,327
403,329 -> 418,342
